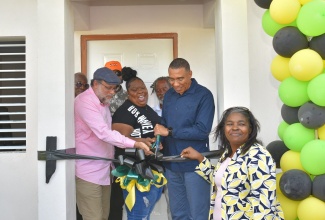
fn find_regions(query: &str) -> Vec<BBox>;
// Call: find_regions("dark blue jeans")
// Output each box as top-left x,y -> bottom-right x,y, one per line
123,185 -> 163,220
166,169 -> 210,220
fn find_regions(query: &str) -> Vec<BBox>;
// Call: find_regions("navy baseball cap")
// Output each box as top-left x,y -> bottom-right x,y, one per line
93,67 -> 121,85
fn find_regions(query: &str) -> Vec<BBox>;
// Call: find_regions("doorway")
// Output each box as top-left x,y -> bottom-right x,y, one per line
80,33 -> 178,107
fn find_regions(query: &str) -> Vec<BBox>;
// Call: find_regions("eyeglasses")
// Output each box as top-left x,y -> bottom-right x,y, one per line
98,81 -> 122,93
75,82 -> 89,89
168,77 -> 185,84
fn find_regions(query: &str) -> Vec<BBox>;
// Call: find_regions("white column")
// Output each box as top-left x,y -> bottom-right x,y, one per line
37,0 -> 75,219
215,0 -> 250,116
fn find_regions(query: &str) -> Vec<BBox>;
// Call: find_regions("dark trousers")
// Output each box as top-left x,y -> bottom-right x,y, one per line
108,176 -> 124,220
76,204 -> 83,220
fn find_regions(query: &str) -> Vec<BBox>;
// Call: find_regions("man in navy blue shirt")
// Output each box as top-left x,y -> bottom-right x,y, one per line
154,58 -> 215,220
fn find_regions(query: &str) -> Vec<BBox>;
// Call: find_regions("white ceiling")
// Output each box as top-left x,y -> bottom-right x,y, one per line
71,0 -> 210,6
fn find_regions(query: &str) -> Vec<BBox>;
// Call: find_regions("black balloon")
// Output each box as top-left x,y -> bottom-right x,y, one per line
312,174 -> 325,202
266,140 -> 289,168
273,27 -> 308,58
279,169 -> 312,201
254,0 -> 272,9
281,104 -> 299,124
298,101 -> 325,129
310,34 -> 325,59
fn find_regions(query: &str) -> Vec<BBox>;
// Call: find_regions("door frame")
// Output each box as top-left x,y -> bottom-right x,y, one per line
80,33 -> 178,74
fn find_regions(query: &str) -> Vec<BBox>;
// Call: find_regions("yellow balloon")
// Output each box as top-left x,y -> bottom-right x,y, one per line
298,197 -> 325,220
289,49 -> 323,81
318,124 -> 325,140
271,55 -> 292,81
280,150 -> 306,172
278,193 -> 300,220
270,0 -> 301,24
299,0 -> 313,5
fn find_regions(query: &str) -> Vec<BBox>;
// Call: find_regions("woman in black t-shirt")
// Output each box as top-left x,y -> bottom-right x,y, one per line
110,67 -> 164,220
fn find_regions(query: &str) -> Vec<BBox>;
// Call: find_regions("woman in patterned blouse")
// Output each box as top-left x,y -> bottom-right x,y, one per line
180,107 -> 284,220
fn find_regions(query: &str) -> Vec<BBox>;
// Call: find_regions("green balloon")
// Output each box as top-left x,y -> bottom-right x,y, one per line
301,139 -> 325,175
278,120 -> 289,140
283,123 -> 315,152
279,77 -> 309,107
307,73 -> 325,106
262,10 -> 297,37
297,0 -> 325,37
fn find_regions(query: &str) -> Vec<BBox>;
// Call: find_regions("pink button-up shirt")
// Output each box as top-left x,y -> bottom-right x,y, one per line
74,87 -> 135,185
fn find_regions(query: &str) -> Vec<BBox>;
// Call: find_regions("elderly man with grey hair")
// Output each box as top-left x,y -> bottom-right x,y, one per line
75,67 -> 152,220
150,76 -> 171,117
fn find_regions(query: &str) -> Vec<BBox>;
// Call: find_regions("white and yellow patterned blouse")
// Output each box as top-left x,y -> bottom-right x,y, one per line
195,143 -> 284,220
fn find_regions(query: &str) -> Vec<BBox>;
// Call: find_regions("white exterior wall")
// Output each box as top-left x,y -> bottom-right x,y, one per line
0,1 -> 279,219
215,0 -> 250,115
0,0 -> 39,219
37,0 -> 75,219
74,4 -> 219,147
248,1 -> 282,145
74,2 -> 280,145
0,0 -> 75,220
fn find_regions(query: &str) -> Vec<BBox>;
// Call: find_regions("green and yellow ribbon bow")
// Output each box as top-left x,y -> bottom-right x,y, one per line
111,165 -> 167,211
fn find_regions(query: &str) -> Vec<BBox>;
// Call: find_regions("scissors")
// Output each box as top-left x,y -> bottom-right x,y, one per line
151,134 -> 161,159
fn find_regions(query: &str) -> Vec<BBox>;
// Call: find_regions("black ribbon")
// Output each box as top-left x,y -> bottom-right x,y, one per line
39,136 -> 222,183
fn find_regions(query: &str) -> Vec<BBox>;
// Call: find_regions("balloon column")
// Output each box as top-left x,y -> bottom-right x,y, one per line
255,0 -> 325,219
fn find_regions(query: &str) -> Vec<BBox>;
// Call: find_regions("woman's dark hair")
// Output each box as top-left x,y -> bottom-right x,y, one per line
122,67 -> 144,90
214,106 -> 262,160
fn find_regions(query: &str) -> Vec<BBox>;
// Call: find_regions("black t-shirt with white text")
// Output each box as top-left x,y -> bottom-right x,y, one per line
112,99 -> 161,158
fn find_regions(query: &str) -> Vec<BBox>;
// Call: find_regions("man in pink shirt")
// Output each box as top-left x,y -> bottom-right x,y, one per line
75,67 -> 152,220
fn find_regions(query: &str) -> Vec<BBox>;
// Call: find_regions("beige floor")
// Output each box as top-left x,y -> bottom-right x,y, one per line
122,192 -> 168,220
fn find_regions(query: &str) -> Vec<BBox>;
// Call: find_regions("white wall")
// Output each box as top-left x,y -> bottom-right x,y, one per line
74,5 -> 217,91
37,0 -> 75,219
214,0 -> 250,116
247,1 -> 282,145
0,0 -> 75,220
73,2 -> 280,145
214,0 -> 281,146
73,4 -> 219,147
0,0 -> 38,219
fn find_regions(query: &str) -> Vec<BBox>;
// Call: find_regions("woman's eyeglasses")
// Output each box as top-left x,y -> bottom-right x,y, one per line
75,82 -> 89,89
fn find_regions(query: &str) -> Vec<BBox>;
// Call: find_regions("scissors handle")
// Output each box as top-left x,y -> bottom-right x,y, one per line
154,135 -> 160,158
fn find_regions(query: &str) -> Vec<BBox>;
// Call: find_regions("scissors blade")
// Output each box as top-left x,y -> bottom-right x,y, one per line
154,135 -> 160,159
